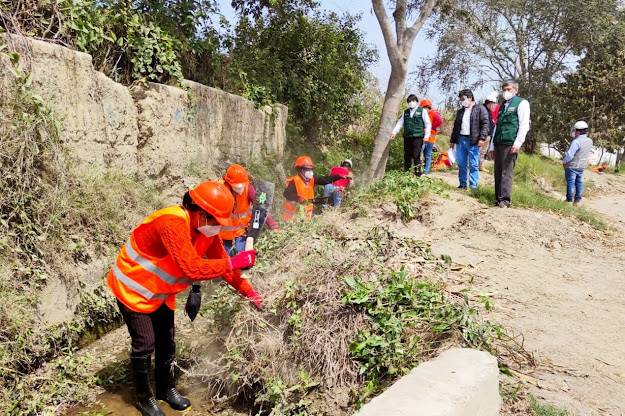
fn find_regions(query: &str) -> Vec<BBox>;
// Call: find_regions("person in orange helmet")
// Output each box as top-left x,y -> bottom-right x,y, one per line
106,181 -> 262,416
282,156 -> 347,221
220,164 -> 280,256
420,99 -> 444,175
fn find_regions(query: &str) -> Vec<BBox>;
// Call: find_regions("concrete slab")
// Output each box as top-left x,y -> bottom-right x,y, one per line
353,348 -> 501,416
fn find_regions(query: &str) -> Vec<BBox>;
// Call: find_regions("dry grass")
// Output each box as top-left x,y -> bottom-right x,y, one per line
184,210 -> 531,415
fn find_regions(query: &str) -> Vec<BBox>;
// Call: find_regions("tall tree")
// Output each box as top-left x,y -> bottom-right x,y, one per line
231,1 -> 376,141
539,9 -> 625,159
414,0 -> 619,153
367,0 -> 438,182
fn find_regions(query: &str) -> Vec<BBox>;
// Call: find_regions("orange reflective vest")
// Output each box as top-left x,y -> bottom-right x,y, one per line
282,175 -> 314,221
219,181 -> 252,241
106,206 -> 212,313
426,110 -> 440,143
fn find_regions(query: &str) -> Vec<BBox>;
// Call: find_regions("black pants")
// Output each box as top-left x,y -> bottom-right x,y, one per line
117,300 -> 175,358
403,136 -> 424,175
494,145 -> 518,206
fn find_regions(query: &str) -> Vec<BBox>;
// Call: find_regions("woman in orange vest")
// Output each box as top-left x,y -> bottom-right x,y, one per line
282,156 -> 347,221
420,99 -> 444,175
220,164 -> 280,256
106,181 -> 262,416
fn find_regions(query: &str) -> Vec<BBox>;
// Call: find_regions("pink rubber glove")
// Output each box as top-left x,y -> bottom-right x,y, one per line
247,289 -> 263,310
298,196 -> 306,204
229,250 -> 257,270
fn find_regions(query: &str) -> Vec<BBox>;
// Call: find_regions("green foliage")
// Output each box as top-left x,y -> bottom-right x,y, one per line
254,370 -> 320,416
343,269 -> 502,403
231,9 -> 377,140
536,9 -> 625,154
350,171 -> 449,221
467,155 -> 605,229
64,0 -> 185,84
3,351 -> 98,415
530,395 -> 569,416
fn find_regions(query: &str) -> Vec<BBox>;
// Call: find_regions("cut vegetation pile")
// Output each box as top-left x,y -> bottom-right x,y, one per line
185,173 -> 531,415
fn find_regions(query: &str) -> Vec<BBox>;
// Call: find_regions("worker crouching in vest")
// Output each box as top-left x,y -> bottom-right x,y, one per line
282,156 -> 347,221
107,181 -> 262,416
219,165 -> 280,256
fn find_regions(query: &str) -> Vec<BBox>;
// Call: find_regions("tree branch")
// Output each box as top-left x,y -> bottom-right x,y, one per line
372,0 -> 399,63
403,0 -> 438,53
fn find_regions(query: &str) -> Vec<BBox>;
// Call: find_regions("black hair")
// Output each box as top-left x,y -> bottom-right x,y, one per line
182,191 -> 203,212
577,128 -> 589,135
407,94 -> 418,103
459,89 -> 474,100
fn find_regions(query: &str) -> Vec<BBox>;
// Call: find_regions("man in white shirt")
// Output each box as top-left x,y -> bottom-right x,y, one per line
488,80 -> 531,207
390,94 -> 432,176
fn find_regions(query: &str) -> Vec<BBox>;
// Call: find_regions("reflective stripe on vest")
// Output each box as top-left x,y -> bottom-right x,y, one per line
106,206 -> 211,313
124,240 -> 190,286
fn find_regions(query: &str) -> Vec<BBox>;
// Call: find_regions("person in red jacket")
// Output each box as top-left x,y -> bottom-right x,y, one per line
220,164 -> 280,256
107,181 -> 262,416
420,99 -> 444,175
322,159 -> 354,209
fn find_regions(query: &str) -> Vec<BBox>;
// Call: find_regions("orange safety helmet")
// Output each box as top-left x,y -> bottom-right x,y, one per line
294,155 -> 315,169
223,164 -> 249,187
188,181 -> 234,226
420,99 -> 432,108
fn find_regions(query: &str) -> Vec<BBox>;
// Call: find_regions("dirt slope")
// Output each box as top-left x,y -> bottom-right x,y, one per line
422,169 -> 625,415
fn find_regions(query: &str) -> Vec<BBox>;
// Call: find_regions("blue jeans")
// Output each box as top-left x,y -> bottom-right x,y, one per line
456,136 -> 480,188
323,184 -> 343,208
422,141 -> 435,174
565,168 -> 584,202
222,235 -> 247,257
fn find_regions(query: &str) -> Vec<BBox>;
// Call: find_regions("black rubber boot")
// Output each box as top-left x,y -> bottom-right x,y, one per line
155,346 -> 191,411
131,355 -> 165,416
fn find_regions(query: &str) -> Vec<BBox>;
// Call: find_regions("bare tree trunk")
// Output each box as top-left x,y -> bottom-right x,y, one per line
368,64 -> 407,181
365,0 -> 438,183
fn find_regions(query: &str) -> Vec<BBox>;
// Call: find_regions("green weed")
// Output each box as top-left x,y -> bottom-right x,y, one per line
469,184 -> 606,229
350,171 -> 448,221
343,269 -> 502,404
530,395 -> 569,416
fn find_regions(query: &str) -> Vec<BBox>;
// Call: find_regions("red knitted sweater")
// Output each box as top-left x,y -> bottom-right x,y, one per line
133,213 -> 253,296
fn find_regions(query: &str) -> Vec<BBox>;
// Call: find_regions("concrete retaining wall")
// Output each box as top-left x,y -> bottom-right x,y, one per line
9,34 -> 287,199
353,348 -> 502,416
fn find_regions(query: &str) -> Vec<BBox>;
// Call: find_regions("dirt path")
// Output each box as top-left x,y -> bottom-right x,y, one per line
420,169 -> 625,415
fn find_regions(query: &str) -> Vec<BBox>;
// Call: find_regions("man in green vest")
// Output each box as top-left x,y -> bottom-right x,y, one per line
488,80 -> 531,207
390,94 -> 432,176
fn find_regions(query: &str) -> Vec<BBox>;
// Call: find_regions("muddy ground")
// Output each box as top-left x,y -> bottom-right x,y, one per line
69,168 -> 625,416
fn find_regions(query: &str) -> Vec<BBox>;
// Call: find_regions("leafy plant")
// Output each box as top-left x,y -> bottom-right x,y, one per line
343,269 -> 502,403
530,395 -> 569,416
350,171 -> 449,221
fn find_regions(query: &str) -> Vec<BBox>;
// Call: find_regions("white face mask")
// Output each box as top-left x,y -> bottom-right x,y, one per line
303,170 -> 314,180
197,224 -> 220,238
461,99 -> 470,108
502,91 -> 514,101
408,101 -> 417,109
232,185 -> 245,195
